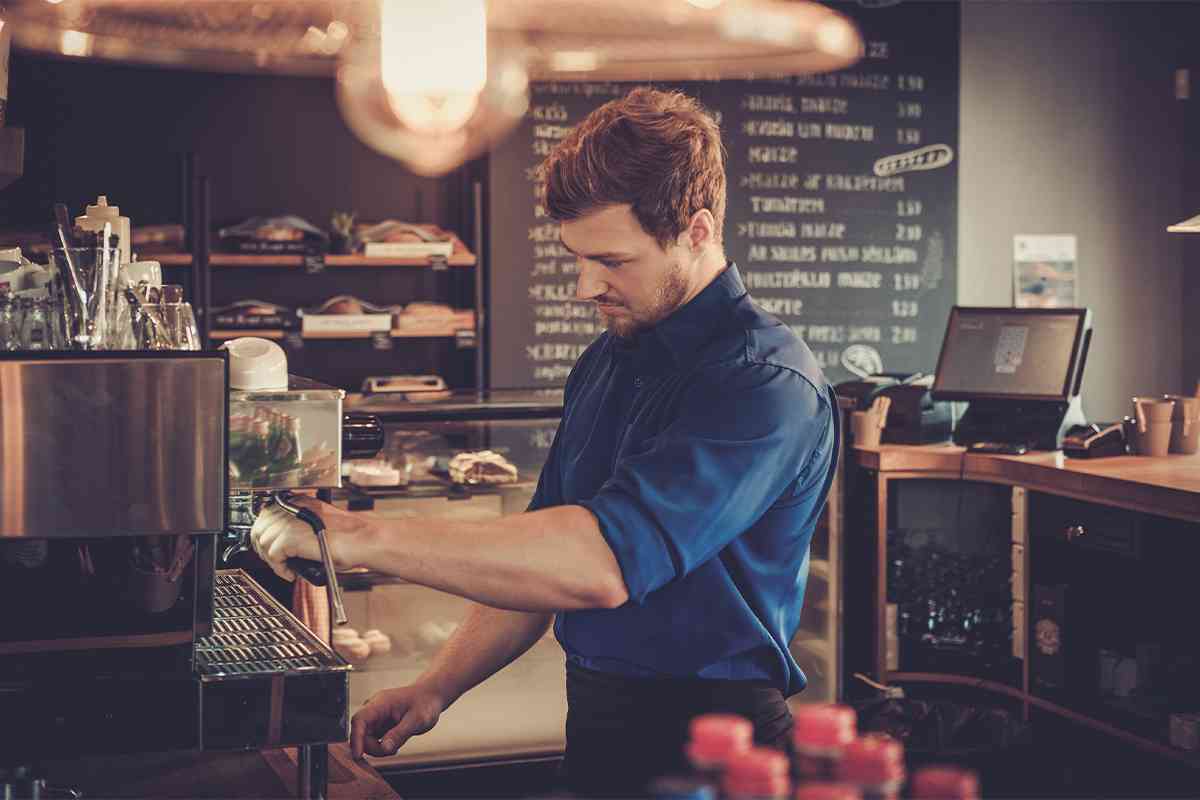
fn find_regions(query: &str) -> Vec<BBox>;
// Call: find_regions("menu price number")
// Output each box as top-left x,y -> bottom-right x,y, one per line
893,273 -> 921,291
892,300 -> 919,318
303,252 -> 326,274
896,199 -> 923,217
867,41 -> 889,59
895,224 -> 922,242
891,326 -> 918,344
898,75 -> 925,92
897,102 -> 922,119
897,128 -> 922,146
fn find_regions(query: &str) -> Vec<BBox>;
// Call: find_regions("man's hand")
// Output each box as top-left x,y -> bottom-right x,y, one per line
250,497 -> 377,582
351,682 -> 447,759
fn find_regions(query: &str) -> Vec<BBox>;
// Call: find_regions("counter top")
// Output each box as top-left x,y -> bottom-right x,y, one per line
346,389 -> 564,421
854,443 -> 1200,522
37,743 -> 398,799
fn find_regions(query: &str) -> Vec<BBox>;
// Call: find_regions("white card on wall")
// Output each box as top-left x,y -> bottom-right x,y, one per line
1013,235 -> 1078,308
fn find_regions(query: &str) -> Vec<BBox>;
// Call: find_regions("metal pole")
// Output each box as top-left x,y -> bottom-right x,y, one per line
297,745 -> 313,799
296,744 -> 329,800
473,180 -> 485,397
196,176 -> 212,342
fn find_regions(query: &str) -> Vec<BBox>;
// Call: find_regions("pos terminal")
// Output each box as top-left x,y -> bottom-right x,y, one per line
931,306 -> 1092,451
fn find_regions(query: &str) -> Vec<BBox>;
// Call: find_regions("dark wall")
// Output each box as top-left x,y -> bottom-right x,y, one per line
0,53 -> 456,232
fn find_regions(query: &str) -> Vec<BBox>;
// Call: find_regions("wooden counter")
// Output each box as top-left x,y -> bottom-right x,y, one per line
848,441 -> 1200,774
854,443 -> 1200,522
38,743 -> 399,799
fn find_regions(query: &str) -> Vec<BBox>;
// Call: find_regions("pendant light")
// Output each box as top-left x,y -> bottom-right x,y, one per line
4,0 -> 864,175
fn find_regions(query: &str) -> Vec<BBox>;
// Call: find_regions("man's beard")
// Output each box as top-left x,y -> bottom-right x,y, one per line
601,260 -> 690,339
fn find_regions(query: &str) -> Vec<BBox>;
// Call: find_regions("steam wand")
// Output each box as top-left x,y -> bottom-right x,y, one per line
272,491 -> 348,626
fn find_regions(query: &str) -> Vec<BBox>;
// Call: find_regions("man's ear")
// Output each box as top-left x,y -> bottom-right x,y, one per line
679,209 -> 717,254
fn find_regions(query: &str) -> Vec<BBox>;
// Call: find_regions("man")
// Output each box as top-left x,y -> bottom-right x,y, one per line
252,87 -> 838,796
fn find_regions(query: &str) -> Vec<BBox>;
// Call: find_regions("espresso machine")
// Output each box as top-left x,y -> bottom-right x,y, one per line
0,350 -> 382,799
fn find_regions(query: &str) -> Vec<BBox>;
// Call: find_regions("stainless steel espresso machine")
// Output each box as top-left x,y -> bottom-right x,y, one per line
0,351 -> 382,799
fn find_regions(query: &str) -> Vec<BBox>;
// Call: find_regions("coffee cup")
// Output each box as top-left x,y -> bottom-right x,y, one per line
851,410 -> 885,447
1166,394 -> 1200,454
1132,396 -> 1175,457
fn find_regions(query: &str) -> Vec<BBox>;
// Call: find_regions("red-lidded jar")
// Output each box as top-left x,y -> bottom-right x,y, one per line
791,703 -> 857,782
723,747 -> 792,800
793,781 -> 863,800
687,713 -> 754,779
834,735 -> 905,800
910,766 -> 980,799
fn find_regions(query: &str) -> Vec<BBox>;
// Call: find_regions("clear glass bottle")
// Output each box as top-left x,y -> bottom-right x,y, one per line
0,293 -> 16,350
21,298 -> 48,351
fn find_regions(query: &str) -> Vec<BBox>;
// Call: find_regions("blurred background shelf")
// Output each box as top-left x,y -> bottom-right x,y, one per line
154,251 -> 475,268
209,327 -> 474,341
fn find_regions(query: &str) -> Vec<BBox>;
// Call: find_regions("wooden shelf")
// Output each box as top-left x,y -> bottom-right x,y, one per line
209,327 -> 474,341
152,240 -> 475,269
887,671 -> 1200,771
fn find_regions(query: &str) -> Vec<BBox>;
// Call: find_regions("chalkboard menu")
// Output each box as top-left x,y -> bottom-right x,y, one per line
488,1 -> 959,389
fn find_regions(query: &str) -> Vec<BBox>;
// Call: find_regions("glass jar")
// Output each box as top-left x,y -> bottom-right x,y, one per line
0,294 -> 16,350
792,703 -> 857,784
21,298 -> 49,351
722,747 -> 791,800
835,735 -> 905,800
910,765 -> 980,799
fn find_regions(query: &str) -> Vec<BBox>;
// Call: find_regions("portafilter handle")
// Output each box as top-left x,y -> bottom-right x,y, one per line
272,491 -> 348,626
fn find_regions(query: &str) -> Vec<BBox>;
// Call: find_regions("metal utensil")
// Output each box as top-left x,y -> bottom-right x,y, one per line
272,492 -> 348,626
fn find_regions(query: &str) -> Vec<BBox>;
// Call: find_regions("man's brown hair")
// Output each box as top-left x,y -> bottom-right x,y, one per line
540,87 -> 726,249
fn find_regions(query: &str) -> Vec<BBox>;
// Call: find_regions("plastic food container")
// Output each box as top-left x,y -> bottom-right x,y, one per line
229,376 -> 345,490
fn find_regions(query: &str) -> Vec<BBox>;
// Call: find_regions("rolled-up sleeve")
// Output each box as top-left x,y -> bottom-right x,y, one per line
579,362 -> 830,604
526,426 -> 564,512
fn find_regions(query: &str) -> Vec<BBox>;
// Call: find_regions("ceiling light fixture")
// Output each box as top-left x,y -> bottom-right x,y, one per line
4,0 -> 864,175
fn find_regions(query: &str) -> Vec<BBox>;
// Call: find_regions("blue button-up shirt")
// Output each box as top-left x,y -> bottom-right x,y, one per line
529,263 -> 838,695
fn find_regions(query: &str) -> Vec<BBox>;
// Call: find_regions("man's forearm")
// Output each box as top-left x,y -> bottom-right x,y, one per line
352,505 -> 628,612
418,605 -> 553,709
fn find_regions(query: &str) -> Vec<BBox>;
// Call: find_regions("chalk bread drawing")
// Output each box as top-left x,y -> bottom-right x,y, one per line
842,344 -> 884,378
921,230 -> 945,293
873,144 -> 955,177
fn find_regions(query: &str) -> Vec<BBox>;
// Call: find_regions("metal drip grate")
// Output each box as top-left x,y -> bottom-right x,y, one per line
195,571 -> 348,678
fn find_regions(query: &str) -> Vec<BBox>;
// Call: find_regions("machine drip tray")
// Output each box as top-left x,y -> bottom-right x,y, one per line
197,570 -> 350,750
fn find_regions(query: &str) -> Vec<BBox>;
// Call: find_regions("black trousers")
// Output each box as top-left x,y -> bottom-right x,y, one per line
562,662 -> 793,798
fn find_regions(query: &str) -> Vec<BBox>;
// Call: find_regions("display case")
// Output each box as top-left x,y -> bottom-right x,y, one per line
330,389 -> 845,768
228,376 -> 345,490
333,390 -> 567,768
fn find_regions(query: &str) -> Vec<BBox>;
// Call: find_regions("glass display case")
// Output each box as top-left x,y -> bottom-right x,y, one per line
330,389 -> 844,768
333,390 -> 567,768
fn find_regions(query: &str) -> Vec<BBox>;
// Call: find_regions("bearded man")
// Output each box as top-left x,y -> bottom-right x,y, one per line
252,86 -> 839,797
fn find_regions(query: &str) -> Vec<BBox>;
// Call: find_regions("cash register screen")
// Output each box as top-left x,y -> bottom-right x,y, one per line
932,307 -> 1087,401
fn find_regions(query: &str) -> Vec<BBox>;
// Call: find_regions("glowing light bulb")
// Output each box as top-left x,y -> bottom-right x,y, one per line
380,0 -> 487,134
815,16 -> 858,58
59,29 -> 92,57
337,0 -> 529,176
